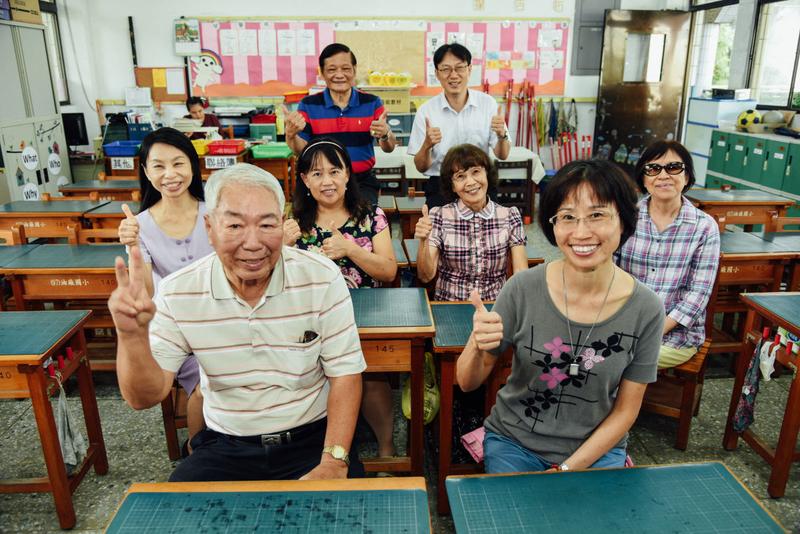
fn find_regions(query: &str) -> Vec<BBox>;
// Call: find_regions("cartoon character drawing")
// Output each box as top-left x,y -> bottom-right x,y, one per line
191,49 -> 223,93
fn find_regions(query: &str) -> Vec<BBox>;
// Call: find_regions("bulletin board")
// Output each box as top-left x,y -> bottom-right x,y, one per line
134,67 -> 188,103
187,18 -> 568,98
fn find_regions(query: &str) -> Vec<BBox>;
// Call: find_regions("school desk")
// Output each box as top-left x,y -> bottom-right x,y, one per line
59,180 -> 140,202
0,244 -> 40,310
0,310 -> 108,529
200,150 -> 248,180
0,200 -> 110,239
350,287 -> 435,475
106,478 -> 431,533
752,231 -> 800,291
393,238 -> 408,269
82,201 -> 141,230
396,196 -> 428,239
724,292 -> 800,499
379,194 -> 398,215
0,244 -> 124,369
685,188 -> 795,230
446,462 -> 784,533
430,301 -> 513,515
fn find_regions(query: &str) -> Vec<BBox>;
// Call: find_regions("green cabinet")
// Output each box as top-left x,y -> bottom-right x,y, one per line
782,143 -> 800,196
723,133 -> 747,178
705,174 -> 722,189
742,137 -> 767,184
708,130 -> 729,173
762,139 -> 790,190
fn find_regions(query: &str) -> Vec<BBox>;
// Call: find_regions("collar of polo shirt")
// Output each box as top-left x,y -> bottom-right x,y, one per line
456,198 -> 495,221
210,251 -> 286,302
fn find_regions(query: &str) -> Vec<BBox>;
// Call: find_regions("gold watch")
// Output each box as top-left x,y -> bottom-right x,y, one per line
322,444 -> 350,466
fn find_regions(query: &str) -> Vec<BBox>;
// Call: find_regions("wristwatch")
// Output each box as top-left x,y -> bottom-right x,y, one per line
380,133 -> 390,141
499,132 -> 509,141
558,462 -> 570,471
323,444 -> 350,465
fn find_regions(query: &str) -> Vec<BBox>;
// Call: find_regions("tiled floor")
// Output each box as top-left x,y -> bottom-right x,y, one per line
1,218 -> 798,533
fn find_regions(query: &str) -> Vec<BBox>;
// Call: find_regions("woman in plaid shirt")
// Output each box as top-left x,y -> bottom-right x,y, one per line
415,144 -> 528,301
617,140 -> 720,368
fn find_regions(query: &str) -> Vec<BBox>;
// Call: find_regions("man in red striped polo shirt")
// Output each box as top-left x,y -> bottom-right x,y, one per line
284,43 -> 397,206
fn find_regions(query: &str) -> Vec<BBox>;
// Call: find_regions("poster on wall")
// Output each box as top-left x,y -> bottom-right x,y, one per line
174,19 -> 201,56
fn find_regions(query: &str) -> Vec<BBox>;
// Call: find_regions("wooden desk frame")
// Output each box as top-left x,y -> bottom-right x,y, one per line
723,292 -> 800,499
0,313 -> 108,529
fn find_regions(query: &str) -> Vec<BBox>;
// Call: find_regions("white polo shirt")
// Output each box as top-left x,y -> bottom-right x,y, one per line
149,247 -> 366,436
406,89 -> 506,176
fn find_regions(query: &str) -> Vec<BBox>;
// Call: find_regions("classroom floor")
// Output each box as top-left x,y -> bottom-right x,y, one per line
0,218 -> 798,533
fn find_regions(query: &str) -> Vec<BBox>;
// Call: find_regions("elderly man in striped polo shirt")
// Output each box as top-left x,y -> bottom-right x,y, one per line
284,42 -> 397,206
109,163 -> 366,482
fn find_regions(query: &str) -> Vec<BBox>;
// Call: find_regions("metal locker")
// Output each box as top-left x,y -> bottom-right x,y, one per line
781,143 -> 800,196
723,132 -> 747,178
742,137 -> 767,185
708,130 -> 729,173
762,139 -> 789,190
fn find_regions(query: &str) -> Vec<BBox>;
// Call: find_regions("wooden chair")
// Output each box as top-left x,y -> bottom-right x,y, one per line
42,191 -> 100,202
161,384 -> 189,461
374,165 -> 407,196
66,225 -> 120,245
495,159 -> 534,219
0,223 -> 27,245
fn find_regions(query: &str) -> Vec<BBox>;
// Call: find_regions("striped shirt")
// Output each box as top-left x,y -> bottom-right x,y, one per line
428,199 -> 526,301
149,247 -> 366,436
297,89 -> 384,174
616,196 -> 720,349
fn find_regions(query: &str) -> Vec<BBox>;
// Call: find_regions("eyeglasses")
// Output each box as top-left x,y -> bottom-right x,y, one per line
643,161 -> 685,177
324,66 -> 354,76
548,211 -> 617,229
452,166 -> 484,183
436,64 -> 469,76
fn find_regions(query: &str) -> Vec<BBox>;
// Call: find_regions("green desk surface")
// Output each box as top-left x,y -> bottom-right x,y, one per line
720,232 -> 785,255
686,189 -> 794,204
752,231 -> 800,253
84,201 -> 141,216
379,195 -> 397,212
1,244 -> 125,269
0,200 -> 109,214
404,238 -> 544,264
393,238 -> 408,265
350,288 -> 432,328
0,244 -> 40,267
432,302 -> 492,349
0,310 -> 90,356
447,462 -> 783,533
59,180 -> 140,191
106,489 -> 430,533
743,293 -> 800,333
395,196 -> 427,212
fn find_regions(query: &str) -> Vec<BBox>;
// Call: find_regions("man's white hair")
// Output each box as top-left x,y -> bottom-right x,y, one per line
205,163 -> 286,214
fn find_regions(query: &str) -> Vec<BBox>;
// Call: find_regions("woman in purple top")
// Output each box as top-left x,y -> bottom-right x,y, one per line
118,127 -> 212,454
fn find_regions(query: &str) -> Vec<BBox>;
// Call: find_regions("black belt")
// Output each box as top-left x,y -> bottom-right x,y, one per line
224,417 -> 326,447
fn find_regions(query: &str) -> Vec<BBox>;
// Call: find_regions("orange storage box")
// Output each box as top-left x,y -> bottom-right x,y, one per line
207,139 -> 246,155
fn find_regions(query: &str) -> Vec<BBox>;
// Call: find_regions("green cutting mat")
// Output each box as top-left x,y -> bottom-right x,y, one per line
0,310 -> 90,356
59,180 -> 140,190
754,231 -> 800,252
0,244 -> 40,267
392,239 -> 408,265
746,293 -> 800,331
395,197 -> 426,212
447,462 -> 783,533
0,200 -> 108,213
720,232 -> 785,254
106,489 -> 430,533
686,189 -> 793,202
84,201 -> 141,215
431,303 -> 492,349
4,244 -> 126,269
350,288 -> 431,328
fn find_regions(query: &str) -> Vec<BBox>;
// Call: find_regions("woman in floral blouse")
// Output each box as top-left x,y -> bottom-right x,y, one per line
285,137 -> 397,457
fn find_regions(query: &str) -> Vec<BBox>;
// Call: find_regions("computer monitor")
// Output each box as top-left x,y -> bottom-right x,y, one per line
62,112 -> 89,147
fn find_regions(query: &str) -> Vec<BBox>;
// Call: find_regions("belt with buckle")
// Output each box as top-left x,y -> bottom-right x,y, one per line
226,417 -> 325,447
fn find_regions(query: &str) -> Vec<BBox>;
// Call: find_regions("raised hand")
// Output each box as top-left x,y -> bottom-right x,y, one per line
321,221 -> 351,260
370,110 -> 390,139
414,204 -> 433,241
118,203 -> 139,246
281,104 -> 307,139
470,289 -> 503,351
283,217 -> 302,247
424,117 -> 442,148
491,105 -> 507,138
108,245 -> 156,335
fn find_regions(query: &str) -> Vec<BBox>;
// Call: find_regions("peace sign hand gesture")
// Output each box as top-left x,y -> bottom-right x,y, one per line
108,245 -> 156,335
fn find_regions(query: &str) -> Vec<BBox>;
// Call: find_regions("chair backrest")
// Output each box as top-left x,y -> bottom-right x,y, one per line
766,215 -> 800,232
41,191 -> 100,202
495,159 -> 533,180
373,165 -> 405,179
66,224 -> 121,245
0,224 -> 27,245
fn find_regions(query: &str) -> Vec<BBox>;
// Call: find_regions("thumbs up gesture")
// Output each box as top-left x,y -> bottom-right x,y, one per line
283,216 -> 302,247
118,203 -> 140,246
281,104 -> 307,140
424,117 -> 442,149
321,221 -> 351,260
470,289 -> 503,351
414,204 -> 433,241
370,110 -> 390,139
491,105 -> 507,138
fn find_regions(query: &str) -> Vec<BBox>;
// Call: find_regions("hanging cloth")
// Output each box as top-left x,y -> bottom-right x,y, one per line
732,337 -> 765,433
55,376 -> 87,474
548,99 -> 559,142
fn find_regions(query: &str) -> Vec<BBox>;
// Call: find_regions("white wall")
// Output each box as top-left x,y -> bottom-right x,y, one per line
57,0 -> 687,163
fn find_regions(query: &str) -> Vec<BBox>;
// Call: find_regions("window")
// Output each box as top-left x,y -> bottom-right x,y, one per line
39,2 -> 69,105
751,0 -> 800,108
690,5 -> 738,90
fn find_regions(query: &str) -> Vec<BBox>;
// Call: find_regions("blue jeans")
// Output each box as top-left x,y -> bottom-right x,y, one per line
483,430 -> 627,474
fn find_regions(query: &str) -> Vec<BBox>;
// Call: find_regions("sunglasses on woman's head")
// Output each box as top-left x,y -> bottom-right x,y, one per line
643,161 -> 685,177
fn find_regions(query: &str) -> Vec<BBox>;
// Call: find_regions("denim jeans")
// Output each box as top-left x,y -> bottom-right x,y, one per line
483,430 -> 627,474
